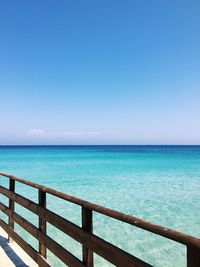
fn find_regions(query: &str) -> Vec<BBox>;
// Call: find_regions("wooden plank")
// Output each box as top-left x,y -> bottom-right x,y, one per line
38,190 -> 47,258
8,179 -> 15,243
0,186 -> 151,267
82,207 -> 93,267
1,172 -> 200,250
187,245 -> 200,267
44,232 -> 85,267
0,202 -> 85,267
0,202 -> 39,240
0,218 -> 50,267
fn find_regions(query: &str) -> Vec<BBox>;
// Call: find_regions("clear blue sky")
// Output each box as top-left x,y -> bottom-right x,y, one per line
0,1 -> 200,145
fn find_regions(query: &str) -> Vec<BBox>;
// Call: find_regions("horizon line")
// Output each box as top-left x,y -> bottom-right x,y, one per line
0,144 -> 200,146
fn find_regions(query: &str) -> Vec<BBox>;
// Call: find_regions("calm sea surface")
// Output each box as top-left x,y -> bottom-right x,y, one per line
0,145 -> 200,266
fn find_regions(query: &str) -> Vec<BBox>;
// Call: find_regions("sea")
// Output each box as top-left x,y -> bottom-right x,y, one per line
0,145 -> 200,267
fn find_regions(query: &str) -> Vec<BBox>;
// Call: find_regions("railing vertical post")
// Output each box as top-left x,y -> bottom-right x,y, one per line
187,245 -> 200,267
8,179 -> 15,243
38,190 -> 47,259
82,206 -> 93,267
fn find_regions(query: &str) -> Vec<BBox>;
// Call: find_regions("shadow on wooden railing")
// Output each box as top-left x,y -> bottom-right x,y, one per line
0,172 -> 200,267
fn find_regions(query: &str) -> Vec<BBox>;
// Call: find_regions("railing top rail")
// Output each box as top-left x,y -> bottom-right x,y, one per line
1,172 -> 200,249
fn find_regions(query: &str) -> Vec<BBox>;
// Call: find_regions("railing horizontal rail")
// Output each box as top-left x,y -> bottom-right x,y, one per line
0,185 -> 150,267
1,172 -> 200,250
0,218 -> 50,267
0,202 -> 85,267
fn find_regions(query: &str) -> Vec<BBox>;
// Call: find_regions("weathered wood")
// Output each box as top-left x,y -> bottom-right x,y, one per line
187,245 -> 200,267
82,207 -> 93,267
38,190 -> 47,258
0,202 -> 85,267
8,179 -> 15,243
0,186 -> 151,267
0,218 -> 50,267
1,172 -> 200,251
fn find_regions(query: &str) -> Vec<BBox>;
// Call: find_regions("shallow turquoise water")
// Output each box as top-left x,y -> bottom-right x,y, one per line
0,145 -> 200,266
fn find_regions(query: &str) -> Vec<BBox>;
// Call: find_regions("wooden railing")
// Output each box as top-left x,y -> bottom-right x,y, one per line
0,172 -> 200,267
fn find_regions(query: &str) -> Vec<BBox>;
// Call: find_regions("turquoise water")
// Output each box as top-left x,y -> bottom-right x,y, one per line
0,145 -> 200,266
